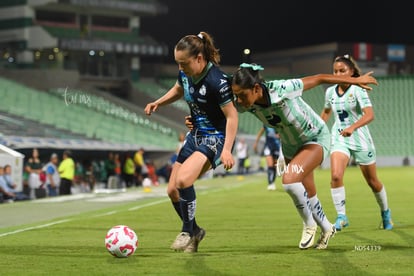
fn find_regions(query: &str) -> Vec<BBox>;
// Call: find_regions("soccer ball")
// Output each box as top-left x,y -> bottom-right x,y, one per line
105,225 -> 138,258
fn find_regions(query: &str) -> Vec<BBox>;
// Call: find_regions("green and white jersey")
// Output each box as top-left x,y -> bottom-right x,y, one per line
238,79 -> 327,149
324,84 -> 375,151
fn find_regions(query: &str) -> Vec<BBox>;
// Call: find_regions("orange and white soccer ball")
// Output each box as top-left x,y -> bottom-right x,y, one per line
105,225 -> 138,258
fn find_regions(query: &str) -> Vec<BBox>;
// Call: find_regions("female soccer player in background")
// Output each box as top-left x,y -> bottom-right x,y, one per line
253,125 -> 282,190
320,54 -> 393,231
144,31 -> 238,253
231,63 -> 378,249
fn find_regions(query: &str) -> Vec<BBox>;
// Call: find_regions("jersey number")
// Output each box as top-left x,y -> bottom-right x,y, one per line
266,115 -> 281,127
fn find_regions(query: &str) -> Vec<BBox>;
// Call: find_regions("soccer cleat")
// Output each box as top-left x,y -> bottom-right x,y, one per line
334,214 -> 349,231
267,183 -> 276,191
299,225 -> 317,249
170,232 -> 192,251
315,225 -> 336,250
184,228 -> 206,253
381,209 -> 394,230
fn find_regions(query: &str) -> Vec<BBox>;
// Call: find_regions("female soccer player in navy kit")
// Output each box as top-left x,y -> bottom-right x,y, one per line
320,55 -> 393,231
144,32 -> 238,253
231,63 -> 377,249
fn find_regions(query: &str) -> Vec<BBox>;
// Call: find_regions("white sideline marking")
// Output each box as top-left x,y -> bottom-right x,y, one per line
128,199 -> 170,211
0,219 -> 71,238
93,211 -> 117,217
0,179 -> 251,238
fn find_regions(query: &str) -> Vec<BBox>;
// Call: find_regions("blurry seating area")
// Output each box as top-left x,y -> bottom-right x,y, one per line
0,77 -> 178,149
132,78 -> 188,112
0,74 -> 412,156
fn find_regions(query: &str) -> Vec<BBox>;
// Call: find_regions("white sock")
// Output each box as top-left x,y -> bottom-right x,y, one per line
331,186 -> 346,215
374,186 -> 389,211
309,195 -> 332,233
283,182 -> 316,227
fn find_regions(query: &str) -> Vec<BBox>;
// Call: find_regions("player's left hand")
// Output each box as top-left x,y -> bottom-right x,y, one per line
220,149 -> 235,170
358,71 -> 378,91
340,127 -> 354,137
184,116 -> 194,130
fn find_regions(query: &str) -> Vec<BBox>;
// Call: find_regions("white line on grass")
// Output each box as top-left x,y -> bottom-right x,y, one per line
128,199 -> 170,211
93,211 -> 117,217
0,219 -> 71,238
197,182 -> 248,196
0,177 -> 252,238
127,180 -> 252,211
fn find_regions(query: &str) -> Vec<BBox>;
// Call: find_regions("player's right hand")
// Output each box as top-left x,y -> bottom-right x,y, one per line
144,102 -> 158,115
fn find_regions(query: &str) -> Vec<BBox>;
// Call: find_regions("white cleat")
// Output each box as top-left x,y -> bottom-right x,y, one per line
170,232 -> 191,251
315,225 -> 336,250
299,225 -> 317,249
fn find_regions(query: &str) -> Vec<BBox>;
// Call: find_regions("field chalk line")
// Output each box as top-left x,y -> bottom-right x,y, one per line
0,219 -> 71,238
0,178 -> 252,238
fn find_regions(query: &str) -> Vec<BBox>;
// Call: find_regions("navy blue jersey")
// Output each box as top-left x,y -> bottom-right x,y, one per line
178,62 -> 233,137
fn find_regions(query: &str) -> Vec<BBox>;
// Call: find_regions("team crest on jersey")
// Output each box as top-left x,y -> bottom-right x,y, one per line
190,87 -> 195,94
199,85 -> 206,96
347,94 -> 356,103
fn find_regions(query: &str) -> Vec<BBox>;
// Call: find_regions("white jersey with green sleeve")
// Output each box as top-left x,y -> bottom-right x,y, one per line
237,79 -> 328,147
324,84 -> 375,151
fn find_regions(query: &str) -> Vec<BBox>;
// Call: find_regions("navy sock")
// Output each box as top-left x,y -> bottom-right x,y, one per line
172,201 -> 183,220
172,201 -> 200,231
179,185 -> 196,236
267,167 -> 276,184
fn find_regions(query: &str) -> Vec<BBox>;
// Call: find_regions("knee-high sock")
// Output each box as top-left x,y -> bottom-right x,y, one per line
283,182 -> 316,227
172,201 -> 183,220
267,167 -> 276,185
172,201 -> 200,231
178,185 -> 196,236
374,186 -> 389,211
331,186 -> 346,215
309,195 -> 332,233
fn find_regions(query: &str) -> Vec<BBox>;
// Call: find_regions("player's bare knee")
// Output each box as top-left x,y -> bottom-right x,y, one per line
167,186 -> 179,200
331,173 -> 343,185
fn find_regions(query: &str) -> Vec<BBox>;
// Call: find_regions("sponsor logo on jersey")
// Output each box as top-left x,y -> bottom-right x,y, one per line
219,85 -> 229,93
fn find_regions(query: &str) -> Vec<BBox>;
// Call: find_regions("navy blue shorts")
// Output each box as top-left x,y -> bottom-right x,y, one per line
176,131 -> 225,169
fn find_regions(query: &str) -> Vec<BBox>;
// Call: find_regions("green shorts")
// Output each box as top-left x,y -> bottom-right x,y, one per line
330,144 -> 376,165
282,126 -> 330,163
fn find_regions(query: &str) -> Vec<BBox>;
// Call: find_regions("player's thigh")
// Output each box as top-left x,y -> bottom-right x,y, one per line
282,143 -> 323,183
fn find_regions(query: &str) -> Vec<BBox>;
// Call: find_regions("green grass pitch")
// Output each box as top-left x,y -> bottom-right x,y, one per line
0,166 -> 413,275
